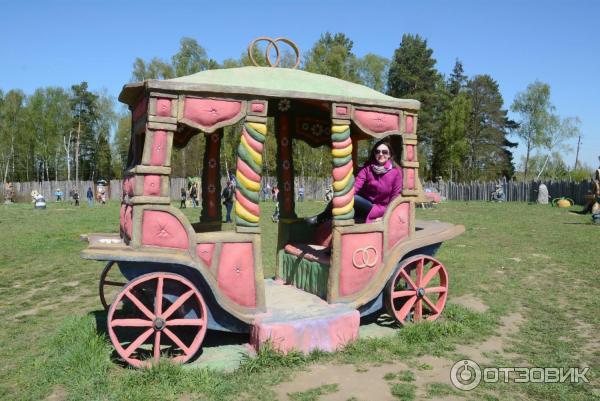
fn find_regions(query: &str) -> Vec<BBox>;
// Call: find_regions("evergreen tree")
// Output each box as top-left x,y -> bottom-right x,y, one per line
432,92 -> 470,181
387,34 -> 445,177
447,59 -> 467,96
464,75 -> 516,180
70,82 -> 99,182
0,90 -> 28,182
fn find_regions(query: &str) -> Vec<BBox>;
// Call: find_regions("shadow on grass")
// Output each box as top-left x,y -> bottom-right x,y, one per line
90,309 -> 250,366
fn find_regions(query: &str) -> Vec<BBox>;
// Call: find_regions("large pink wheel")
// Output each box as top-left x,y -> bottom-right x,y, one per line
107,272 -> 208,368
385,255 -> 448,325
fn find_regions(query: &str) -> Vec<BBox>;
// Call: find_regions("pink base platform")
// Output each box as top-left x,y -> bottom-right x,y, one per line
250,280 -> 360,354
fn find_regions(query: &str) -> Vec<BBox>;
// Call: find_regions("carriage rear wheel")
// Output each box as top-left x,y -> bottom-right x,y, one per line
107,272 -> 208,368
385,255 -> 448,325
99,261 -> 127,310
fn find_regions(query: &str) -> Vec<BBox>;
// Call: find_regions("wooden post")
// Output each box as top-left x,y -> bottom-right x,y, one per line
275,113 -> 296,219
200,129 -> 222,224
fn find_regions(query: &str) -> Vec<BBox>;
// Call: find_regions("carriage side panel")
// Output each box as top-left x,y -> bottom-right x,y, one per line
217,243 -> 257,308
338,231 -> 383,297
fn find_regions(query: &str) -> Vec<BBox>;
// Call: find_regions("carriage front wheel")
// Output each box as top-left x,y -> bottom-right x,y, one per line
107,272 -> 208,368
385,255 -> 448,325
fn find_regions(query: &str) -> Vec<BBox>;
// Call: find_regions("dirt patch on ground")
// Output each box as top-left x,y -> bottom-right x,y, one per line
574,318 -> 600,357
450,294 -> 488,313
46,386 -> 67,401
272,309 -> 525,401
531,253 -> 551,260
454,313 -> 523,364
274,363 -> 405,401
409,355 -> 460,399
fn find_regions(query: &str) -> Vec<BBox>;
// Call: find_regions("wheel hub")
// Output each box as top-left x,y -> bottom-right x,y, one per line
153,317 -> 166,330
417,288 -> 425,298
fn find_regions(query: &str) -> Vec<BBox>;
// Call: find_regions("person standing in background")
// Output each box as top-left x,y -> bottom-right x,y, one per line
222,180 -> 234,223
86,187 -> 93,207
180,187 -> 187,208
190,184 -> 198,208
73,189 -> 80,206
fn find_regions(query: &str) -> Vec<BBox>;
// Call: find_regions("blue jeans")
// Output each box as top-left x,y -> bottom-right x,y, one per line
224,201 -> 233,222
353,194 -> 373,222
318,194 -> 373,223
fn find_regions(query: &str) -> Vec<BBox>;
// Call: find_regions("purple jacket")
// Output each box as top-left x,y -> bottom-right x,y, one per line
354,161 -> 403,222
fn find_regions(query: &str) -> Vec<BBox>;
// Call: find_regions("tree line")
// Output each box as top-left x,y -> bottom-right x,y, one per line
0,33 -> 591,185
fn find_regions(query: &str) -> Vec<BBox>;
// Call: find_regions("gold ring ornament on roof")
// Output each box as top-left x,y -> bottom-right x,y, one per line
247,37 -> 301,69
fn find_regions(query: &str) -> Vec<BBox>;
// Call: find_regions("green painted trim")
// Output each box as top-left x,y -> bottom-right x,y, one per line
280,253 -> 329,299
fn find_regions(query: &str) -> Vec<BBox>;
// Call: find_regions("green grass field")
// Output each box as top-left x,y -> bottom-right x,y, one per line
0,200 -> 598,401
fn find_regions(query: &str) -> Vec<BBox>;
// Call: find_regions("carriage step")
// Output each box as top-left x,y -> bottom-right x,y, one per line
250,279 -> 359,354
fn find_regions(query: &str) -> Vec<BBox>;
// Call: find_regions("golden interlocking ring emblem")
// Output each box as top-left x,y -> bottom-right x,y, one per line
247,37 -> 301,69
352,246 -> 378,269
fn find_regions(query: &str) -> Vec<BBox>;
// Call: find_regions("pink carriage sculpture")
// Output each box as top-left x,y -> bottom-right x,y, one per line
82,39 -> 464,368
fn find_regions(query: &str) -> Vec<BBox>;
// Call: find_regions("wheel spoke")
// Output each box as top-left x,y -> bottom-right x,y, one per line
399,269 -> 417,290
105,280 -> 127,287
162,290 -> 194,319
424,286 -> 447,294
414,299 -> 423,321
422,295 -> 440,315
392,290 -> 415,299
155,277 -> 164,316
125,291 -> 155,320
420,265 -> 441,287
153,331 -> 161,362
124,328 -> 154,358
163,328 -> 190,355
166,319 -> 204,327
415,258 -> 424,287
394,295 -> 417,322
111,318 -> 153,327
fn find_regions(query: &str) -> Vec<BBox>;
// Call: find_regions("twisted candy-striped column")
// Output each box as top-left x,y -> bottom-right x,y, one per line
235,121 -> 267,227
331,124 -> 354,220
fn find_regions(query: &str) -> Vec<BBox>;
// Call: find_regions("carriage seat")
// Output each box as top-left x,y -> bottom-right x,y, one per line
283,243 -> 331,265
279,221 -> 333,299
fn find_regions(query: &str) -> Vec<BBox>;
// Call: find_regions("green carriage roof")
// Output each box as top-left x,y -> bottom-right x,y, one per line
119,66 -> 420,111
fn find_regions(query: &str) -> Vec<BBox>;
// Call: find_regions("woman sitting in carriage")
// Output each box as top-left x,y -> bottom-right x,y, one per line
307,139 -> 402,225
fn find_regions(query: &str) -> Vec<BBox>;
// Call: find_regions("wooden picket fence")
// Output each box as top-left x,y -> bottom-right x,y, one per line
2,177 -> 593,205
424,178 -> 593,204
1,176 -> 334,203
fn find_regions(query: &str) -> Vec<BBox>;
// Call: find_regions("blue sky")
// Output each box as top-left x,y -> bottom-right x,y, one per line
1,0 -> 599,170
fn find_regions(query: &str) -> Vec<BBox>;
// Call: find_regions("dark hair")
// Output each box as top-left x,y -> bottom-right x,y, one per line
368,139 -> 395,164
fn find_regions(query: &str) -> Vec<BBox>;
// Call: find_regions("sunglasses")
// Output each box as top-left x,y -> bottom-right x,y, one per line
375,149 -> 390,155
